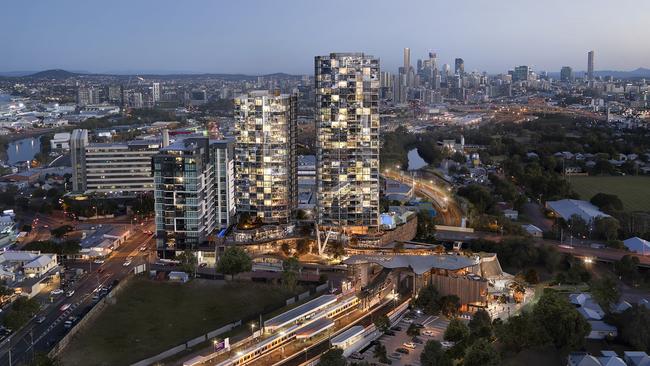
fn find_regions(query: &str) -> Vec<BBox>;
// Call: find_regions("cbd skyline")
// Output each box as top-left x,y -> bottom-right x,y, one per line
2,0 -> 650,75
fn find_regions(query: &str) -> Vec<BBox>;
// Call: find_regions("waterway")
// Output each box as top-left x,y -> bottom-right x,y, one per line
6,137 -> 41,164
407,148 -> 427,170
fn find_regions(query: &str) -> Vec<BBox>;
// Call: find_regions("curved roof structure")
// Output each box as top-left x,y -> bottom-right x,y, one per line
343,254 -> 479,274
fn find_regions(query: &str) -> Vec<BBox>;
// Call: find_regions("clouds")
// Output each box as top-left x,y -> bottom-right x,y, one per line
1,0 -> 648,74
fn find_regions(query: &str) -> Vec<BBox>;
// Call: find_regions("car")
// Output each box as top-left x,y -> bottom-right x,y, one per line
440,341 -> 455,349
123,260 -> 132,267
412,337 -> 424,344
402,317 -> 414,323
36,316 -> 46,324
59,304 -> 71,312
403,342 -> 416,349
199,262 -> 207,268
384,330 -> 396,336
63,316 -> 78,329
391,326 -> 402,331
422,329 -> 435,336
139,246 -> 147,251
389,352 -> 402,359
65,290 -> 75,297
396,347 -> 410,354
51,289 -> 64,295
93,259 -> 105,264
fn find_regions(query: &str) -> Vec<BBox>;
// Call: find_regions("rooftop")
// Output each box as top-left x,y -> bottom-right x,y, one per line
343,254 -> 479,274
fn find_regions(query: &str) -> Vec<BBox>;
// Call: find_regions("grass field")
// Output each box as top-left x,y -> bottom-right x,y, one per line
61,278 -> 298,366
568,176 -> 650,212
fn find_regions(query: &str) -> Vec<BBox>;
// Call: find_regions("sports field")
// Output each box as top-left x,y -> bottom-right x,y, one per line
569,176 -> 650,212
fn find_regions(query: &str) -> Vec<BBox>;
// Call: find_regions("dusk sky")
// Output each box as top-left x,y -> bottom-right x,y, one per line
2,0 -> 649,75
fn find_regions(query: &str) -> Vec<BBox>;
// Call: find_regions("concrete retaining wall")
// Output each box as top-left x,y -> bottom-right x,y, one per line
298,291 -> 310,301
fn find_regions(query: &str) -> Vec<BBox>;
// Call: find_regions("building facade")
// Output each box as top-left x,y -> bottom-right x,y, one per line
153,137 -> 234,257
315,53 -> 380,233
233,91 -> 297,225
70,129 -> 160,196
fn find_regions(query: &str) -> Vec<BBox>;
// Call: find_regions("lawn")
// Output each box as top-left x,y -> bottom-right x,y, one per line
568,176 -> 650,212
61,278 -> 297,366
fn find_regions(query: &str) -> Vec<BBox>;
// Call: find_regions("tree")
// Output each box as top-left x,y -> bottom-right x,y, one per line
413,285 -> 441,315
439,295 -> 460,317
280,242 -> 291,256
415,210 -> 436,243
590,276 -> 620,311
407,323 -> 421,336
594,217 -> 620,241
318,348 -> 347,366
373,343 -> 389,364
468,309 -> 492,339
176,249 -> 197,275
523,268 -> 539,284
420,340 -> 452,366
463,339 -> 500,366
590,193 -> 624,213
282,257 -> 301,292
374,314 -> 391,333
494,311 -> 547,353
615,255 -> 640,283
567,214 -> 588,238
532,290 -> 590,351
616,305 -> 650,352
444,318 -> 469,342
295,239 -> 310,255
3,297 -> 40,330
29,353 -> 60,366
217,247 -> 252,279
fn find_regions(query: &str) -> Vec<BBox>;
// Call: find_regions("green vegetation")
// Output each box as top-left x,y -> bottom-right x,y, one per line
318,348 -> 347,366
412,285 -> 460,317
569,176 -> 650,213
609,305 -> 650,353
217,246 -> 252,279
420,340 -> 452,366
23,240 -> 81,255
61,278 -> 299,366
3,297 -> 40,330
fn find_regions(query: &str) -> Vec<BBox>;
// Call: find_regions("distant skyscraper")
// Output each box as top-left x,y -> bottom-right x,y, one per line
513,65 -> 531,82
454,58 -> 465,76
152,82 -> 160,103
77,87 -> 97,106
403,48 -> 411,71
233,91 -> 297,224
560,66 -> 574,82
314,53 -> 380,233
587,50 -> 595,81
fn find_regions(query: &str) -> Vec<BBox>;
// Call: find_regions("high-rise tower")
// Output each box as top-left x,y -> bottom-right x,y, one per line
314,53 -> 380,233
587,50 -> 595,81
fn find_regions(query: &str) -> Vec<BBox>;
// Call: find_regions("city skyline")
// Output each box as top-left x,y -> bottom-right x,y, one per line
2,0 -> 650,75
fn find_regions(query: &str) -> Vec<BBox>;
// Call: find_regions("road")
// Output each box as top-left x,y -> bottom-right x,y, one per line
382,170 -> 463,226
0,221 -> 155,366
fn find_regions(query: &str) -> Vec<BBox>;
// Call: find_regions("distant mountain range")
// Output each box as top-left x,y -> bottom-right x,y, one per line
0,69 -> 302,80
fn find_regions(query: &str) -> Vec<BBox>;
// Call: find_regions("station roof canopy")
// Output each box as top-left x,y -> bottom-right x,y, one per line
343,254 -> 479,274
295,318 -> 334,339
264,295 -> 337,330
331,325 -> 365,346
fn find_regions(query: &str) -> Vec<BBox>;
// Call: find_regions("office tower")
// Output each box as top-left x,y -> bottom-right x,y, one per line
454,58 -> 465,75
70,129 -> 161,195
124,90 -> 144,109
152,82 -> 160,103
560,66 -> 574,82
587,50 -> 595,81
70,129 -> 89,192
153,137 -> 235,257
77,87 -> 97,106
513,65 -> 531,82
403,48 -> 411,72
233,91 -> 297,224
314,53 -> 380,233
107,85 -> 122,105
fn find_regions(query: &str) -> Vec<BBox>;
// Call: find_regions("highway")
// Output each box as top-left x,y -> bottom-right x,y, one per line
0,220 -> 155,366
382,170 -> 463,227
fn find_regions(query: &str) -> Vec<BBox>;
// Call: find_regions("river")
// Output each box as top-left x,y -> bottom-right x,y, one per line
6,137 -> 41,164
407,148 -> 427,170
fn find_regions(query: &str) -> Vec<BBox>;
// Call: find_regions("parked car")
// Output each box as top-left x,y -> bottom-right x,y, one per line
396,347 -> 410,354
50,289 -> 64,295
93,259 -> 105,264
384,330 -> 396,336
123,260 -> 132,267
65,290 -> 75,297
139,246 -> 147,251
59,304 -> 71,312
440,341 -> 455,349
403,342 -> 416,349
36,316 -> 46,324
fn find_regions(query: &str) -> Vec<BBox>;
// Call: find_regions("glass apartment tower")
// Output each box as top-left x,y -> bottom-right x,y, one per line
314,53 -> 380,233
233,91 -> 297,224
153,137 -> 234,258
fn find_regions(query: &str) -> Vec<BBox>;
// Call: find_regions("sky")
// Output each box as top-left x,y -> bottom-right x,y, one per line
1,0 -> 649,75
